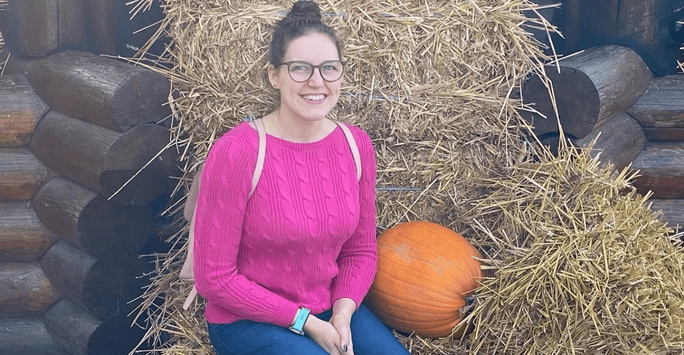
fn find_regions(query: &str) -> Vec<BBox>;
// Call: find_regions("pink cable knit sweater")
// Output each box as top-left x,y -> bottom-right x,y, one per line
194,121 -> 378,327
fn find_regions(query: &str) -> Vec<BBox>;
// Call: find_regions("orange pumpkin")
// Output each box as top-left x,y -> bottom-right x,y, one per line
366,221 -> 482,338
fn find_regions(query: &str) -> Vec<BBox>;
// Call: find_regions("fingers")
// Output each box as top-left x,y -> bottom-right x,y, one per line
330,320 -> 353,354
304,316 -> 343,355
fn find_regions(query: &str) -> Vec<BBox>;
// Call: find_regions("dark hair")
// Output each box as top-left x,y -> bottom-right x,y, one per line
268,1 -> 342,65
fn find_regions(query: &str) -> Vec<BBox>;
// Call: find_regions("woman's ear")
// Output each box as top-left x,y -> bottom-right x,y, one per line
267,65 -> 280,89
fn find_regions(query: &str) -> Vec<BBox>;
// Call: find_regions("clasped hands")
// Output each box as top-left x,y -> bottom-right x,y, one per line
302,298 -> 357,355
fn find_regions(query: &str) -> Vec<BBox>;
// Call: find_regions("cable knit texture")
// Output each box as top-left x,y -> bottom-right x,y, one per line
194,121 -> 378,327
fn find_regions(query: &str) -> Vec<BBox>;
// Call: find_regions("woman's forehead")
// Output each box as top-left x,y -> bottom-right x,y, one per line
282,32 -> 339,62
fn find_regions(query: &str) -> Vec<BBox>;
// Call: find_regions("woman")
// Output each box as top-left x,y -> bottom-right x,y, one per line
193,1 -> 412,354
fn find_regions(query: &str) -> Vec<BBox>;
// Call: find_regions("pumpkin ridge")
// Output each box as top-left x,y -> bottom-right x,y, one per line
378,255 -> 480,296
375,268 -> 470,303
370,286 -> 465,313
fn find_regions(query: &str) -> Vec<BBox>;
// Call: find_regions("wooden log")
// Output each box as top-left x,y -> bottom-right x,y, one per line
26,50 -> 171,132
571,112 -> 645,172
29,111 -> 179,206
115,0 -> 168,58
649,199 -> 684,230
627,75 -> 684,129
42,298 -> 146,355
521,45 -> 652,140
0,148 -> 56,200
632,142 -> 684,199
32,176 -> 153,258
0,50 -> 32,77
86,0 -> 117,55
561,0 -> 619,51
40,241 -> 120,320
613,0 -> 683,76
42,299 -> 99,355
0,0 -> 58,57
642,128 -> 684,142
524,0 -> 564,54
0,0 -> 88,57
0,75 -> 49,147
560,0 -> 682,76
0,202 -> 58,262
0,262 -> 61,318
616,0 -> 659,44
0,318 -> 69,355
57,0 -> 87,49
40,240 -> 154,320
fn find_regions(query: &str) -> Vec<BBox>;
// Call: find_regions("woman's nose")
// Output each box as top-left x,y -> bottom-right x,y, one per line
308,68 -> 325,85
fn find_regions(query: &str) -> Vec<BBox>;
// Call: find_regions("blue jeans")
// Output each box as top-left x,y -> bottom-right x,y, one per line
207,304 -> 411,355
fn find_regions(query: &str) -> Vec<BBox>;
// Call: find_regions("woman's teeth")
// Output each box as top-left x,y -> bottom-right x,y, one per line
303,95 -> 324,101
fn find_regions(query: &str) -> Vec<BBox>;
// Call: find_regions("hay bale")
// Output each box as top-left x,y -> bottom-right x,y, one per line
124,0 -> 552,353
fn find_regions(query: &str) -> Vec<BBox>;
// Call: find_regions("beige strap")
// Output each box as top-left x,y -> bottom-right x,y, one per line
335,121 -> 362,181
181,119 -> 267,310
251,119 -> 267,197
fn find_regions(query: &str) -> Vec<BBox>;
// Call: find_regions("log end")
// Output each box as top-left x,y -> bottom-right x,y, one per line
103,124 -> 180,206
522,66 -> 601,139
0,318 -> 70,355
0,202 -> 59,262
0,75 -> 49,147
112,70 -> 172,131
0,263 -> 62,318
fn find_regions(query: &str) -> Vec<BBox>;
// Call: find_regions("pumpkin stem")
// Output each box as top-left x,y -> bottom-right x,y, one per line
459,294 -> 478,316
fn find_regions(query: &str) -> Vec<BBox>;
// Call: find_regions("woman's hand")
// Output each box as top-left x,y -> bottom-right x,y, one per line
303,315 -> 342,355
330,298 -> 357,354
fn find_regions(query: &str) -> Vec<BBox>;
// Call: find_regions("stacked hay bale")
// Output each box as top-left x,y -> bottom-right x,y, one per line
127,0 -> 684,354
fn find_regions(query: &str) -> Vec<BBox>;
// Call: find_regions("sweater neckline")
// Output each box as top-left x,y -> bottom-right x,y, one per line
243,121 -> 343,150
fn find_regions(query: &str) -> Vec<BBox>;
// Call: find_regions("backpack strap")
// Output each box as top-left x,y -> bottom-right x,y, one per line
335,121 -> 362,182
251,118 -> 267,197
181,119 -> 267,310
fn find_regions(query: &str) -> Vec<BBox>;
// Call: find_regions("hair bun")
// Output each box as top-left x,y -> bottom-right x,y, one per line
286,1 -> 322,22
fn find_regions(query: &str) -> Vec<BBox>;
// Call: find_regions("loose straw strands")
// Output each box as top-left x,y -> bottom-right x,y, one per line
460,145 -> 684,355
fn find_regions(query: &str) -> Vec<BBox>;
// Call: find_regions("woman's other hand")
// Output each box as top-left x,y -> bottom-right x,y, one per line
303,315 -> 342,355
330,298 -> 357,354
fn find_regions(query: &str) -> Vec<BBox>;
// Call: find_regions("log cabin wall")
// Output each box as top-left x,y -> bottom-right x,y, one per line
0,1 -> 178,354
526,1 -> 684,231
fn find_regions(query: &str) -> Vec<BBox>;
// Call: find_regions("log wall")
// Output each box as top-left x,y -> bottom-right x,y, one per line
0,202 -> 58,262
521,45 -> 652,140
1,10 -> 178,354
27,50 -> 171,132
559,0 -> 684,76
0,0 -> 118,58
521,46 -> 684,239
627,75 -> 684,141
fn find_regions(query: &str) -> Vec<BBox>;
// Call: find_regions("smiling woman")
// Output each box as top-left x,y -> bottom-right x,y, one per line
191,1 -> 411,355
265,31 -> 342,141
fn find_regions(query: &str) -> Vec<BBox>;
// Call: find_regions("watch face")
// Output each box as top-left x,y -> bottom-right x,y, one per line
288,326 -> 305,335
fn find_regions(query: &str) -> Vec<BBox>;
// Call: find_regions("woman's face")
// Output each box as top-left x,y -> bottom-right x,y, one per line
268,32 -> 342,122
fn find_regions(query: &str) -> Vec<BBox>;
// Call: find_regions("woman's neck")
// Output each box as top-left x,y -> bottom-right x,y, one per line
268,109 -> 334,143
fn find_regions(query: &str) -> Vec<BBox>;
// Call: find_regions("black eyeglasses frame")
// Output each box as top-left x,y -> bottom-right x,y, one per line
275,60 -> 347,83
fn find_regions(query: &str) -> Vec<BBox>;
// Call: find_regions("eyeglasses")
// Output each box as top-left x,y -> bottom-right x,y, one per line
276,60 -> 346,83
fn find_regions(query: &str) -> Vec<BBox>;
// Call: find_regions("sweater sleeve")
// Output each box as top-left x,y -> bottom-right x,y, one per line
193,133 -> 299,327
330,127 -> 378,308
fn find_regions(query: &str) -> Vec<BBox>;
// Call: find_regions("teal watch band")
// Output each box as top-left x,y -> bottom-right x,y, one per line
288,307 -> 310,335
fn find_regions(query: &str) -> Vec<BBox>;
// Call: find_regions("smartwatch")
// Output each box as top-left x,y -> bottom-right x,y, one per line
288,307 -> 311,335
